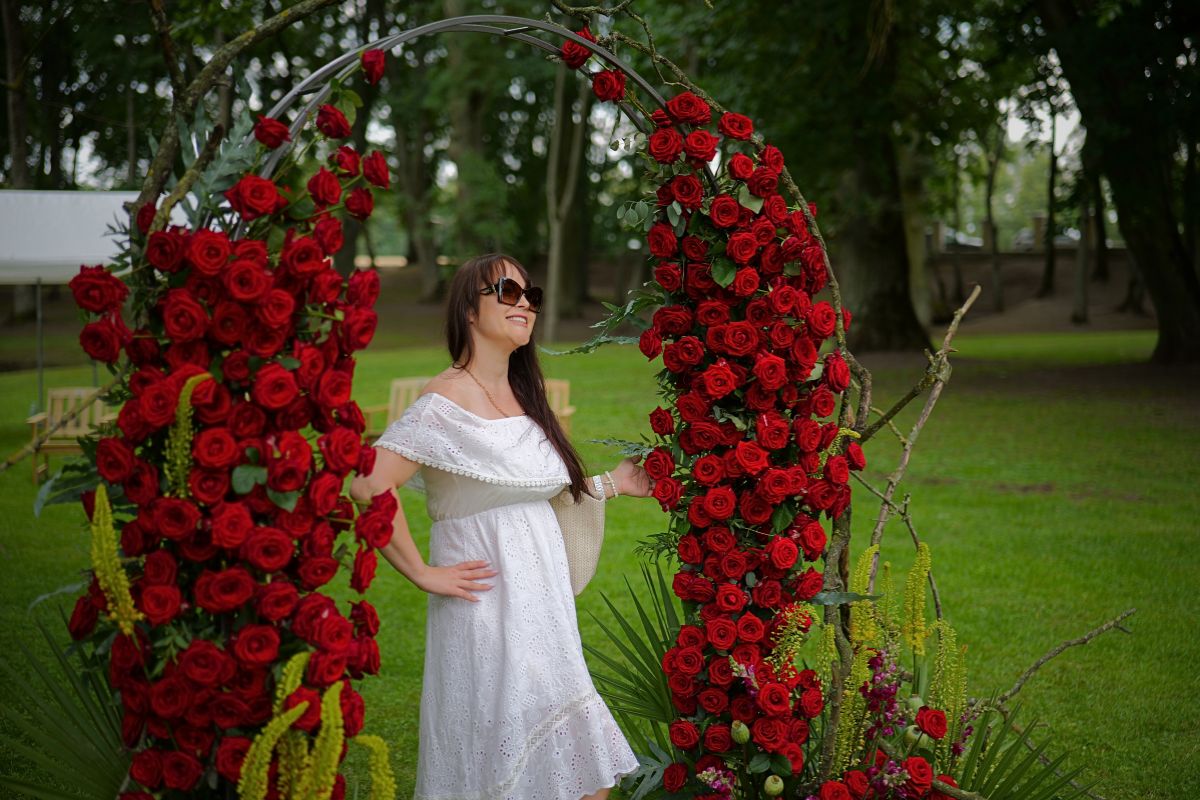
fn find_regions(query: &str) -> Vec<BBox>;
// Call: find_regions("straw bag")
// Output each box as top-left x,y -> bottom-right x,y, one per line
549,482 -> 606,596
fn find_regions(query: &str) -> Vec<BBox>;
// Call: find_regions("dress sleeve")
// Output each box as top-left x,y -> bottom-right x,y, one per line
373,396 -> 434,493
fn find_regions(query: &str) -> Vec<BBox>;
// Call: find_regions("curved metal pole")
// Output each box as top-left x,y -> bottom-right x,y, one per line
252,15 -> 676,181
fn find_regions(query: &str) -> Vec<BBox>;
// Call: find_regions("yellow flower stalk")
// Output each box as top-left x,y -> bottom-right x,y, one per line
833,647 -> 872,773
927,619 -> 968,764
276,730 -> 309,800
816,425 -> 861,473
238,701 -> 310,800
354,735 -> 397,800
89,483 -> 143,636
849,544 -> 880,645
274,652 -> 312,714
764,603 -> 812,675
880,561 -> 899,635
291,681 -> 345,800
902,543 -> 932,656
164,371 -> 210,497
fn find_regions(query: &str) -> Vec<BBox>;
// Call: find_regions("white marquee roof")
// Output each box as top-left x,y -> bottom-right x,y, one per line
0,190 -> 184,285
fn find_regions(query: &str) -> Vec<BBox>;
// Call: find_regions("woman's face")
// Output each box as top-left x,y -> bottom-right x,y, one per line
469,259 -> 536,351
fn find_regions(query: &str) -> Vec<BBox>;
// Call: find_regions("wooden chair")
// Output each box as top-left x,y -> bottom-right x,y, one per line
364,376 -> 576,438
26,387 -> 117,484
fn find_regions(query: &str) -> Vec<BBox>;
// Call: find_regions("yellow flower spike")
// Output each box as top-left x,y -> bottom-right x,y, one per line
89,483 -> 143,636
291,681 -> 345,800
902,543 -> 932,656
764,604 -> 813,676
274,652 -> 312,714
276,730 -> 309,800
927,619 -> 968,766
354,735 -> 398,800
164,372 -> 210,497
833,647 -> 872,773
238,701 -> 310,800
848,545 -> 880,645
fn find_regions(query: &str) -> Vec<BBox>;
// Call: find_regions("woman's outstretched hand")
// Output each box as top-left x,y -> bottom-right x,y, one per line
612,455 -> 655,498
416,560 -> 498,602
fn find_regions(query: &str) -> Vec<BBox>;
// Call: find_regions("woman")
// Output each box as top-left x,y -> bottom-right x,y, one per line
350,253 -> 651,800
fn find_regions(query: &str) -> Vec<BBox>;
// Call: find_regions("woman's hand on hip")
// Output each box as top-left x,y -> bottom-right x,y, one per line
612,456 -> 655,498
415,560 -> 498,602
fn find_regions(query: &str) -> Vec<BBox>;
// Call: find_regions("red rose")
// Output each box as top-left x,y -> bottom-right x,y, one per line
726,231 -> 758,264
347,268 -> 379,308
160,290 -> 208,342
683,130 -> 719,162
718,112 -> 754,140
192,427 -> 239,470
702,486 -> 737,520
811,385 -> 837,418
753,352 -> 788,391
708,195 -> 741,228
316,104 -> 351,138
728,153 -> 755,182
703,723 -> 732,752
194,566 -> 256,614
299,556 -> 339,591
697,687 -> 729,714
307,166 -> 342,207
668,719 -> 700,750
80,318 -> 126,362
241,527 -> 294,573
146,229 -> 187,272
232,624 -> 280,666
96,437 -> 136,482
663,762 -> 687,792
757,681 -> 792,715
254,115 -> 291,148
363,151 -> 390,189
361,48 -> 386,84
761,144 -> 785,173
669,174 -> 704,211
70,264 -> 128,313
316,370 -> 353,408
748,166 -> 779,198
904,756 -> 933,797
224,175 -> 286,221
818,782 -> 852,800
161,750 -> 202,790
284,686 -> 322,732
714,583 -> 748,613
252,363 -> 299,410
314,216 -> 345,256
350,545 -> 378,593
643,448 -> 675,481
138,585 -> 182,626
306,649 -> 348,686
185,229 -> 231,276
215,736 -> 252,782
825,350 -> 851,392
130,748 -> 163,788
647,222 -> 678,258
704,617 -> 736,650
68,594 -> 99,640
341,682 -> 366,736
766,536 -> 799,570
648,127 -> 683,163
698,360 -> 737,400
734,441 -> 770,476
345,187 -> 374,220
340,306 -> 378,351
591,69 -> 626,102
135,201 -> 157,234
751,715 -> 786,751
256,579 -> 300,622
652,476 -> 683,510
210,502 -> 253,549
731,267 -> 760,297
916,706 -> 948,739
648,406 -> 675,435
560,26 -> 596,69
807,301 -> 838,340
692,455 -> 725,486
153,497 -> 200,540
736,613 -> 765,643
638,328 -> 662,359
665,91 -> 711,125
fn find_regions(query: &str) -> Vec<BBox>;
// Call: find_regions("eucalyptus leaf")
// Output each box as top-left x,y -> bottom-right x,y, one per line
231,465 -> 267,495
267,488 -> 299,513
711,259 -> 737,288
748,752 -> 771,773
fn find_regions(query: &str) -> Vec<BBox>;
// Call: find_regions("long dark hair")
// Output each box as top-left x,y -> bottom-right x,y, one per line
446,253 -> 589,501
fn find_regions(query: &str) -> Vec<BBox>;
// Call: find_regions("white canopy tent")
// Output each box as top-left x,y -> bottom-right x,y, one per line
0,190 -> 185,410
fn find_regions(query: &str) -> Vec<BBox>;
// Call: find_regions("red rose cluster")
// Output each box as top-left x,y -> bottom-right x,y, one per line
568,42 -> 867,793
68,53 -> 395,798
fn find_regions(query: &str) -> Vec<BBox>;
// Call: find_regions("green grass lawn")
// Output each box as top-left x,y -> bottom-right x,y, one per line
1,328 -> 1196,798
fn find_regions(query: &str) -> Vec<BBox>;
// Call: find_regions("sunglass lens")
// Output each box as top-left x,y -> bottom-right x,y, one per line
525,286 -> 543,312
498,278 -> 523,305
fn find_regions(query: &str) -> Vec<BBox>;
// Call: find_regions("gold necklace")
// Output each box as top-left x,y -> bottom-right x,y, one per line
461,365 -> 515,419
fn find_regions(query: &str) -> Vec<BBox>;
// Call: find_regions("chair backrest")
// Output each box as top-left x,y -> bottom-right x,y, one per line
388,377 -> 431,423
544,378 -> 570,413
47,387 -> 110,437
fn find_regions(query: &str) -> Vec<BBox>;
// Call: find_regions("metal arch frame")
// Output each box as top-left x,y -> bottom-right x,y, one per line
249,14 -> 706,184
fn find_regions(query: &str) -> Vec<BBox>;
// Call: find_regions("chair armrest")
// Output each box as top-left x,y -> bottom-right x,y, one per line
26,412 -> 48,426
558,405 -> 577,416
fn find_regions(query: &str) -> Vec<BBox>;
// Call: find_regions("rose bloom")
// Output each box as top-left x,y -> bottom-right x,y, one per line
361,48 -> 386,84
718,111 -> 754,140
916,706 -> 948,739
316,104 -> 351,138
560,26 -> 596,69
224,175 -> 285,221
254,115 -> 291,148
591,69 -> 626,102
363,151 -> 390,189
648,127 -> 683,164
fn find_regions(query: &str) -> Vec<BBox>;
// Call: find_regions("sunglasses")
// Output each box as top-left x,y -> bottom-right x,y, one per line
480,276 -> 543,313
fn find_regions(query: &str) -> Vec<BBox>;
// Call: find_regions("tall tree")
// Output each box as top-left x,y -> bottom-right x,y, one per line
1036,0 -> 1200,362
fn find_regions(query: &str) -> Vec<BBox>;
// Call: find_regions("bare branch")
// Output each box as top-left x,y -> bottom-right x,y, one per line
146,0 -> 188,99
995,608 -> 1136,707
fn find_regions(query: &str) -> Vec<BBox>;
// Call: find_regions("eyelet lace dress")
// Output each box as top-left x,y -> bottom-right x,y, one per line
375,392 -> 640,800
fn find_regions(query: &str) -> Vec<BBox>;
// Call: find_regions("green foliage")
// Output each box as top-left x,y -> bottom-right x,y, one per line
0,610 -> 127,799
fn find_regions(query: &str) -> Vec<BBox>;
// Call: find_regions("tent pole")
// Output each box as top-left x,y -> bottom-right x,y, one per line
36,277 -> 44,413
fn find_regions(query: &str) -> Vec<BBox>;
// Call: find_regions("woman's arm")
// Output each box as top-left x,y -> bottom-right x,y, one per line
349,449 -> 498,602
604,456 -> 655,498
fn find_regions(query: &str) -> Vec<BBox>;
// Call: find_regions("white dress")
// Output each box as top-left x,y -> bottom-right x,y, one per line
375,391 -> 640,800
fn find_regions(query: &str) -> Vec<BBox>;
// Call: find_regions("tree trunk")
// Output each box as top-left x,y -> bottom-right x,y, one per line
1039,0 -> 1200,362
1091,170 -> 1109,282
2,0 -> 31,188
834,133 -> 931,352
984,124 -> 1004,313
1185,130 -> 1198,277
560,89 -> 595,318
543,63 -> 589,345
950,163 -> 964,305
1037,108 -> 1058,298
1070,197 -> 1091,324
